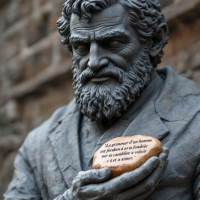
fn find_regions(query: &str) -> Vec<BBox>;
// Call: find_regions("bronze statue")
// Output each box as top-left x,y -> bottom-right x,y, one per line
4,0 -> 200,199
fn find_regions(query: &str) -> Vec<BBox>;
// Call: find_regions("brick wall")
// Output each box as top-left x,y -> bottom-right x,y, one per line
161,0 -> 200,86
0,0 -> 200,198
0,0 -> 74,197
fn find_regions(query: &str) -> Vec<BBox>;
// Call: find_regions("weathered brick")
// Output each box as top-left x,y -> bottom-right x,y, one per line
0,100 -> 20,125
21,76 -> 73,132
0,79 -> 2,95
48,1 -> 63,31
163,18 -> 200,58
27,17 -> 49,46
2,1 -> 21,30
21,46 -> 52,83
48,13 -> 61,32
160,50 -> 189,74
0,151 -> 18,199
18,0 -> 33,20
0,121 -> 25,138
0,0 -> 32,32
40,0 -> 49,6
6,61 -> 25,86
0,134 -> 23,157
0,31 -> 21,64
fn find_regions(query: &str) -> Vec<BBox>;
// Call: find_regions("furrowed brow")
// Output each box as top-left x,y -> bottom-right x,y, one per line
69,36 -> 89,43
95,31 -> 130,41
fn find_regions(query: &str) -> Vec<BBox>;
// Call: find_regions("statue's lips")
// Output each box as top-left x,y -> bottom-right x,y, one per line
90,76 -> 111,83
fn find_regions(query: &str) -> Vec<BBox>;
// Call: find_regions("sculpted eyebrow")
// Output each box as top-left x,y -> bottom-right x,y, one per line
95,31 -> 130,41
69,36 -> 89,43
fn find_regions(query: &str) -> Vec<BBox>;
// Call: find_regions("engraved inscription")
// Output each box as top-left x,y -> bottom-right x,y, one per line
100,139 -> 153,164
93,135 -> 163,179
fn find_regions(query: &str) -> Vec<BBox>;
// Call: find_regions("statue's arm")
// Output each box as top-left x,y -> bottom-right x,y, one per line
3,144 -> 42,200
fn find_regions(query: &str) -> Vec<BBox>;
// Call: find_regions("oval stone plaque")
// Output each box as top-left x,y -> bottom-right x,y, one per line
92,135 -> 163,179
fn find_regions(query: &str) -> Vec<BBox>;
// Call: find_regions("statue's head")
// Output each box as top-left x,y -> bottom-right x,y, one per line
57,0 -> 168,121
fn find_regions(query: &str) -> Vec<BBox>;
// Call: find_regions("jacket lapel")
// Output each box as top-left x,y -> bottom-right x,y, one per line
95,100 -> 169,150
49,100 -> 82,188
122,101 -> 169,140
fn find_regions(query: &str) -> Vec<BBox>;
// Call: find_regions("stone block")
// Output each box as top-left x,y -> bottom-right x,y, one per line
0,79 -> 2,95
0,0 -> 32,31
0,122 -> 26,142
0,32 -> 21,64
0,134 -> 23,156
21,46 -> 52,83
0,151 -> 18,199
27,17 -> 48,46
161,50 -> 189,74
21,76 -> 73,132
18,0 -> 33,20
2,1 -> 21,30
5,60 -> 24,86
48,1 -> 63,32
163,18 -> 200,58
0,100 -> 20,125
40,0 -> 49,6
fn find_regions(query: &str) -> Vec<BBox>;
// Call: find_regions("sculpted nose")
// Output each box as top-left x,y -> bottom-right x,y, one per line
88,43 -> 109,70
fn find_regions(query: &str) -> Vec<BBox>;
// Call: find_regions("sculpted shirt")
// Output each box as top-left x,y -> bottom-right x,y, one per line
4,66 -> 200,200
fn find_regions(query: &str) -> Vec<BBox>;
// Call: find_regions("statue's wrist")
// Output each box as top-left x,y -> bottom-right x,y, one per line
63,188 -> 75,200
54,188 -> 74,200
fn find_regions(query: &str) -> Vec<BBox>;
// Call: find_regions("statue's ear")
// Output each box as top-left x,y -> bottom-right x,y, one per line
149,23 -> 168,57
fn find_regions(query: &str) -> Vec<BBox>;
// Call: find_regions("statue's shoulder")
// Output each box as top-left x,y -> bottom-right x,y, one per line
23,98 -> 77,153
156,66 -> 200,122
157,66 -> 200,99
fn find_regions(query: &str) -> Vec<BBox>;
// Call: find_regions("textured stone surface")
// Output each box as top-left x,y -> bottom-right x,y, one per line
93,135 -> 163,178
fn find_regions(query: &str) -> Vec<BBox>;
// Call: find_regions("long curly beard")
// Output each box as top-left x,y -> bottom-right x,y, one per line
72,46 -> 153,121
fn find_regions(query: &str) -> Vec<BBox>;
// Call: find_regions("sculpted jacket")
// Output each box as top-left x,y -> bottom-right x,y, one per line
4,66 -> 200,200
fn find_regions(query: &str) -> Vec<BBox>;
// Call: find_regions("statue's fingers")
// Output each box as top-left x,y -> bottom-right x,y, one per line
78,183 -> 109,199
117,152 -> 168,199
160,147 -> 169,157
134,159 -> 169,200
72,168 -> 111,189
108,156 -> 160,193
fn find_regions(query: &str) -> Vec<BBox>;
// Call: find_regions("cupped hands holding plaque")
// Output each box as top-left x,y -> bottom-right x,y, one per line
67,135 -> 168,200
93,135 -> 163,178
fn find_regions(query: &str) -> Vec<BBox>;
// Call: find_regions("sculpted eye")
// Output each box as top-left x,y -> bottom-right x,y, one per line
73,43 -> 89,56
108,40 -> 122,46
76,44 -> 88,51
106,40 -> 125,53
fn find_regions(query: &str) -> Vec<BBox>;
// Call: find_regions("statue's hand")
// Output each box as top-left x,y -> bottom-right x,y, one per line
68,147 -> 169,200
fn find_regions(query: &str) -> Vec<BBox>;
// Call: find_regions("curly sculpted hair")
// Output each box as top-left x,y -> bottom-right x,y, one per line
57,0 -> 168,67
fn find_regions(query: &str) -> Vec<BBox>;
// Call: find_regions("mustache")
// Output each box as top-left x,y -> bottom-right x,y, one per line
79,64 -> 125,84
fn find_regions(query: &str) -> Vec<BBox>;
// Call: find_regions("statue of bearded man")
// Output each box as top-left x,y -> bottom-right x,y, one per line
4,0 -> 200,200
